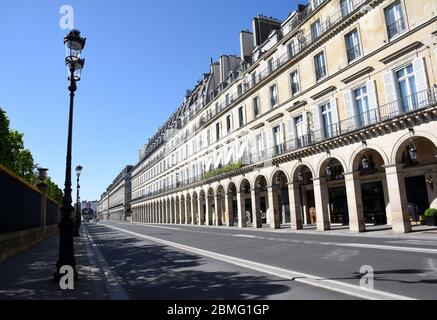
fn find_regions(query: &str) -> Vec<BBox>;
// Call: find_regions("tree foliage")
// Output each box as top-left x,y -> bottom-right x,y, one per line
0,107 -> 63,202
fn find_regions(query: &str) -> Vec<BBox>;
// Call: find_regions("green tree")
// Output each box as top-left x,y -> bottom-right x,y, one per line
0,107 -> 12,166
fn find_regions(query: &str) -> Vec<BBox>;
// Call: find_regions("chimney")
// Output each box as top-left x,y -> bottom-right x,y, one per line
240,31 -> 255,61
252,15 -> 282,47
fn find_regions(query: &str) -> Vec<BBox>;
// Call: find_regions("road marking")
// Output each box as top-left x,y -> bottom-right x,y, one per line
84,226 -> 129,300
122,222 -> 182,231
121,223 -> 437,255
335,243 -> 437,254
103,224 -> 415,300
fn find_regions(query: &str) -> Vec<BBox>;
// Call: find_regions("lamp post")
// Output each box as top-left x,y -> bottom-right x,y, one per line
54,29 -> 86,282
73,165 -> 83,237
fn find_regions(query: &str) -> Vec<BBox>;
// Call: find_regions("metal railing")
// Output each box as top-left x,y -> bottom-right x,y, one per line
346,44 -> 361,62
387,17 -> 406,39
137,0 -> 369,180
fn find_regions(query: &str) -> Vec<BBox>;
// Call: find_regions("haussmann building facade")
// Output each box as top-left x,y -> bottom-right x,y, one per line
129,0 -> 437,234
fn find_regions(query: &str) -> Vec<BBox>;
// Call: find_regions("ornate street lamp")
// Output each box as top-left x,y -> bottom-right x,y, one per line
361,156 -> 369,171
54,30 -> 86,282
325,164 -> 332,178
73,165 -> 83,237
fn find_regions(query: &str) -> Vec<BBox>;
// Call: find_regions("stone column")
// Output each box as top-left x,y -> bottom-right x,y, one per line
236,192 -> 246,228
267,187 -> 281,229
313,178 -> 330,231
288,183 -> 303,230
251,190 -> 262,228
179,200 -> 185,224
344,172 -> 366,232
225,193 -> 234,227
385,164 -> 411,233
215,195 -> 223,226
38,182 -> 48,239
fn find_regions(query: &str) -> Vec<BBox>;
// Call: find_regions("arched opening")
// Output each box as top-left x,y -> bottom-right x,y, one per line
199,190 -> 206,225
170,197 -> 175,223
293,165 -> 316,227
216,185 -> 226,226
175,196 -> 180,224
271,170 -> 290,227
226,182 -> 238,226
352,148 -> 388,228
395,135 -> 437,227
192,191 -> 198,225
253,176 -> 268,227
238,179 -> 252,227
185,194 -> 192,224
320,158 -> 348,227
180,195 -> 186,224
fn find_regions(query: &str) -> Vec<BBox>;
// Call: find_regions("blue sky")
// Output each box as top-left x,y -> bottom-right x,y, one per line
0,0 -> 298,201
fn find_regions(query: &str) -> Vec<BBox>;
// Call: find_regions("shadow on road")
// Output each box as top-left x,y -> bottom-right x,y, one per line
88,224 -> 295,300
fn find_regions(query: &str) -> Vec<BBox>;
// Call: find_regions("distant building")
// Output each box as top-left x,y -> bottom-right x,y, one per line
97,166 -> 133,221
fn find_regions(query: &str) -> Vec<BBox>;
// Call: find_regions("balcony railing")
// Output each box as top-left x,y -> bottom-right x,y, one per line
140,87 -> 437,200
387,17 -> 406,39
346,44 -> 361,62
138,0 -> 369,178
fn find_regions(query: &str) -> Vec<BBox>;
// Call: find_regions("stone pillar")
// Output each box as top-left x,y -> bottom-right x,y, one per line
236,192 -> 246,228
251,190 -> 262,228
382,178 -> 392,225
198,197 -> 204,225
38,182 -> 48,239
344,173 -> 366,232
205,195 -> 212,225
385,164 -> 412,233
288,183 -> 303,230
267,187 -> 281,229
313,178 -> 330,231
215,195 -> 223,226
225,193 -> 234,227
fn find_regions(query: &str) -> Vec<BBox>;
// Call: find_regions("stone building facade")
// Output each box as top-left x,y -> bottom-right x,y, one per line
97,166 -> 133,221
130,0 -> 437,233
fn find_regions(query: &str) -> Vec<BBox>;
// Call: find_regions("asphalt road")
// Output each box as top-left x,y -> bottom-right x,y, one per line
85,221 -> 437,300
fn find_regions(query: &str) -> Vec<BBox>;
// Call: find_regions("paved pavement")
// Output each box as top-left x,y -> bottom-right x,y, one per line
0,230 -> 110,300
97,221 -> 437,300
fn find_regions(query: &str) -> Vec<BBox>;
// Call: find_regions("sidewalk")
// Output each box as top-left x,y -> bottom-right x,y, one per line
0,227 -> 110,300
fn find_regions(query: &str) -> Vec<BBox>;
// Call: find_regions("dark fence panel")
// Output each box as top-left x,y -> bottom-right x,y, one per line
0,166 -> 59,233
46,199 -> 60,226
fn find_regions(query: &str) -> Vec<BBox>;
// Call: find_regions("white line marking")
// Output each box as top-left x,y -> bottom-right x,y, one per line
84,227 -> 129,300
103,224 -> 415,300
335,243 -> 437,254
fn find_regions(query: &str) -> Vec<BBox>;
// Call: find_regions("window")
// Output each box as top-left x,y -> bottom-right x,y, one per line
294,115 -> 306,147
238,106 -> 245,127
237,84 -> 243,96
226,115 -> 232,132
290,70 -> 300,96
385,1 -> 405,39
270,84 -> 278,107
314,52 -> 327,81
253,96 -> 260,118
255,133 -> 264,157
251,72 -> 257,86
396,64 -> 418,111
207,128 -> 211,145
268,58 -> 274,74
216,122 -> 221,141
354,86 -> 372,126
272,125 -> 284,155
340,0 -> 355,17
320,102 -> 333,138
345,30 -> 361,62
225,94 -> 230,106
311,20 -> 321,40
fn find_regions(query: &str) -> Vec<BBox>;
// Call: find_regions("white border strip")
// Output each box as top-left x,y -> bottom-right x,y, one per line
104,224 -> 415,300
